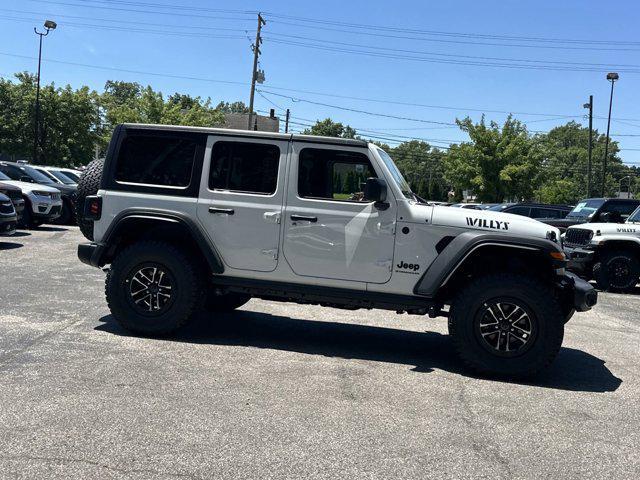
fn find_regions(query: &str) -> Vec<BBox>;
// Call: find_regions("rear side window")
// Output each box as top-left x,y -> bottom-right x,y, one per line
209,141 -> 280,195
298,148 -> 375,202
115,135 -> 198,187
531,207 -> 564,219
505,206 -> 530,217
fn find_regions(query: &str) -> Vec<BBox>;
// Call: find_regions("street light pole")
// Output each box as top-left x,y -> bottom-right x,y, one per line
583,95 -> 593,197
602,72 -> 619,197
33,20 -> 57,164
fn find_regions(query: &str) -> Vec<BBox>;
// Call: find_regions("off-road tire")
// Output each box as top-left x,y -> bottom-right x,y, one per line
593,249 -> 640,292
54,198 -> 73,225
204,289 -> 251,312
106,241 -> 202,336
19,198 -> 33,228
448,273 -> 564,378
75,158 -> 104,240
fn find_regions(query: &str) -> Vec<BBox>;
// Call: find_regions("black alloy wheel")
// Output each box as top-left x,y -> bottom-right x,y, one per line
475,300 -> 537,357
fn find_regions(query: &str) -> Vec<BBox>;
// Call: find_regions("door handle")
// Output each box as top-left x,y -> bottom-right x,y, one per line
290,214 -> 317,223
209,207 -> 235,215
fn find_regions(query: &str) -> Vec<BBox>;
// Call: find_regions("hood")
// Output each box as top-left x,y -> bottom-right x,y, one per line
0,182 -> 21,193
49,183 -> 77,195
0,180 -> 61,194
429,204 -> 561,241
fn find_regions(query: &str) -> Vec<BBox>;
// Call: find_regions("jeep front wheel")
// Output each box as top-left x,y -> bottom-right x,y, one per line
448,274 -> 564,378
106,241 -> 202,336
593,250 -> 639,292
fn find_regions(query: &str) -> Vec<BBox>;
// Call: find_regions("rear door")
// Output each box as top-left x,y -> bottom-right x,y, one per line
282,143 -> 396,284
197,135 -> 289,272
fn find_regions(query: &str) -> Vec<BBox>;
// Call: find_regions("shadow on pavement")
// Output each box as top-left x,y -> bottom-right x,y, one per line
96,310 -> 622,393
10,231 -> 31,237
32,226 -> 68,232
0,241 -> 23,250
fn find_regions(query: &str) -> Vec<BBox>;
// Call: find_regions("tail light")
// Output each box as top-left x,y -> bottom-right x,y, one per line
83,196 -> 102,220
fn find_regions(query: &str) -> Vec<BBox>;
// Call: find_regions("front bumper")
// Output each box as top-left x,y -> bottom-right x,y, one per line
0,215 -> 17,236
564,245 -> 595,275
557,271 -> 598,313
78,242 -> 106,267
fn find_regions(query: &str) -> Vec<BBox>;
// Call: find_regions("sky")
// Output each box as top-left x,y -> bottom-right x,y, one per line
1,0 -> 639,165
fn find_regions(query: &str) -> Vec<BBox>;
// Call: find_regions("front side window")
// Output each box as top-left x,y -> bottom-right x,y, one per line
209,141 -> 280,195
602,201 -> 640,219
115,135 -> 198,187
298,148 -> 376,202
628,207 -> 640,223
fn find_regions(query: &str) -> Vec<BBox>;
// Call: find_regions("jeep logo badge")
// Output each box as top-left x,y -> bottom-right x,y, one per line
396,261 -> 420,274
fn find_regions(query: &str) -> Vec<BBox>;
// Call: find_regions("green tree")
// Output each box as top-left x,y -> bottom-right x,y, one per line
443,116 -> 541,202
534,121 -> 630,202
215,101 -> 249,114
302,118 -> 356,138
0,73 -> 100,166
391,140 -> 447,200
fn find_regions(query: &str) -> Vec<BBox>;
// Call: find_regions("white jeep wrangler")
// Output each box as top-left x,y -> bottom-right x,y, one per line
564,206 -> 640,292
77,124 -> 597,377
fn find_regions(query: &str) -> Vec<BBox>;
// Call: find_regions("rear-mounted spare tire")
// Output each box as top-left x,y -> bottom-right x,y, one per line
75,158 -> 104,241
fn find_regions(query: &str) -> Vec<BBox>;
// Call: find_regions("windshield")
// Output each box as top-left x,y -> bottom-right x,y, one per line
49,170 -> 76,184
628,206 -> 640,223
60,170 -> 80,182
376,148 -> 414,200
0,171 -> 11,181
567,199 -> 605,218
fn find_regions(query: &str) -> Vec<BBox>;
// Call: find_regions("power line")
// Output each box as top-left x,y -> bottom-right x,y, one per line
3,52 -> 640,138
265,37 -> 640,73
266,18 -> 640,53
265,32 -> 640,70
255,90 -> 457,126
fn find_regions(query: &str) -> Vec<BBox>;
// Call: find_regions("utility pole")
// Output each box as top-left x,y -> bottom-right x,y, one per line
247,13 -> 265,130
602,72 -> 619,196
33,20 -> 57,164
285,108 -> 290,133
583,95 -> 593,197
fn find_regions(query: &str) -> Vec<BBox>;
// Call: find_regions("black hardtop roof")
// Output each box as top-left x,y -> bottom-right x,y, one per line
495,202 -> 574,209
121,123 -> 369,148
580,197 -> 639,203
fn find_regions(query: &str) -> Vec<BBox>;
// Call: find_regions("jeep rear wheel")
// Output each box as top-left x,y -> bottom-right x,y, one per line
448,274 -> 564,378
106,241 -> 202,336
593,250 -> 639,293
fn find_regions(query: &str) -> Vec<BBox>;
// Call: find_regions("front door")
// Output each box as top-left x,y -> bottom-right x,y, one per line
282,143 -> 396,284
197,135 -> 288,272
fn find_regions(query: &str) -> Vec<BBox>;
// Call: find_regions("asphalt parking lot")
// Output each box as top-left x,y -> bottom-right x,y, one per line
0,227 -> 639,479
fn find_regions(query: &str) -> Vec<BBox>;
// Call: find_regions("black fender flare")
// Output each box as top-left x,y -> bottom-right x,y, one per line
98,208 -> 224,273
414,231 -> 563,297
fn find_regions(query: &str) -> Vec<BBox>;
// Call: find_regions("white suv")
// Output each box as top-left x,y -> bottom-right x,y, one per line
565,205 -> 640,292
76,124 -> 597,377
0,170 -> 62,227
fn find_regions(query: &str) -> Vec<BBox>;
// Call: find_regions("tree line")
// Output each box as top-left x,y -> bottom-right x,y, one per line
0,72 -> 636,204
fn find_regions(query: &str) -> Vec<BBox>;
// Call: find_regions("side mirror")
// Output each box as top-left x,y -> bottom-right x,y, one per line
363,177 -> 387,205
